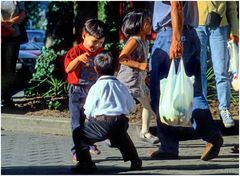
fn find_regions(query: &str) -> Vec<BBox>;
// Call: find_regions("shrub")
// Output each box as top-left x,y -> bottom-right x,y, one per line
25,40 -> 68,110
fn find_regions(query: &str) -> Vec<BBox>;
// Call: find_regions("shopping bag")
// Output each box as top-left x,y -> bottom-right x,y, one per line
159,58 -> 193,127
227,40 -> 239,91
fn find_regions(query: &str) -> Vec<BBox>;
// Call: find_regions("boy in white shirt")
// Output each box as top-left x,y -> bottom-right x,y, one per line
72,51 -> 142,173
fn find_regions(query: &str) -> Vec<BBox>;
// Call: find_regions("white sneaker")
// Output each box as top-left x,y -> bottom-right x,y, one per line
139,132 -> 160,144
220,109 -> 235,128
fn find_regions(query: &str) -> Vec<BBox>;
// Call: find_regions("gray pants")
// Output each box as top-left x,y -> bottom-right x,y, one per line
73,114 -> 139,163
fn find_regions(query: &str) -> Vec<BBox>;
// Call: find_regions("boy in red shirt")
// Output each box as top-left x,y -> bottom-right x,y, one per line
64,19 -> 107,161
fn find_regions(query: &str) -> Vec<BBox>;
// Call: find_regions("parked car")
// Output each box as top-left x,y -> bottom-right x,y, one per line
16,29 -> 45,73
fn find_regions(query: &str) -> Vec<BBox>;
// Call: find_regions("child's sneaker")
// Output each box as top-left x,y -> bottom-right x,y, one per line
89,145 -> 101,155
139,132 -> 160,144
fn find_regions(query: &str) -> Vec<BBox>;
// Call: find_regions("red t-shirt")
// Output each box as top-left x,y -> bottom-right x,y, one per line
64,43 -> 103,85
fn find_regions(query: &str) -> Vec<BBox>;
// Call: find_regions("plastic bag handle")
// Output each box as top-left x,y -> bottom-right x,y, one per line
176,57 -> 187,77
167,60 -> 176,79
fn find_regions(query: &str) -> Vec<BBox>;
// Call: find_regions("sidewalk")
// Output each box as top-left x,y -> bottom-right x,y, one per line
1,113 -> 239,175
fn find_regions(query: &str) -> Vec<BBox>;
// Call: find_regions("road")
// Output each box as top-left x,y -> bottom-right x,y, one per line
1,130 -> 239,175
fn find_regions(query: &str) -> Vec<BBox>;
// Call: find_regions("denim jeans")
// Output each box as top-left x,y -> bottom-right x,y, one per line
195,25 -> 230,110
68,84 -> 91,154
149,26 -> 221,154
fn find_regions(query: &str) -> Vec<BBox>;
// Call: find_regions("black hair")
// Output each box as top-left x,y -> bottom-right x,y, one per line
94,51 -> 119,76
121,10 -> 151,38
83,19 -> 107,39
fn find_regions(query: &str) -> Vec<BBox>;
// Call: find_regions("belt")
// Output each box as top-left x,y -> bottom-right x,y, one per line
159,24 -> 193,31
95,114 -> 126,121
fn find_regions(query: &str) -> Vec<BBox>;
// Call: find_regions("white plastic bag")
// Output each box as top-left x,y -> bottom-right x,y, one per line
159,59 -> 193,127
227,40 -> 239,91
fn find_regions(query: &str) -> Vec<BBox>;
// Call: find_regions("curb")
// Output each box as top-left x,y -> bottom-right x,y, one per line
1,113 -> 238,137
1,113 -> 71,135
1,113 -> 142,136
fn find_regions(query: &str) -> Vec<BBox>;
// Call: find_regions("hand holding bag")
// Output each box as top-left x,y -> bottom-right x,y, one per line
159,58 -> 194,127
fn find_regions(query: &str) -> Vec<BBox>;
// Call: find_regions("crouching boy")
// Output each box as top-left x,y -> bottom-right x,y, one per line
72,51 -> 142,173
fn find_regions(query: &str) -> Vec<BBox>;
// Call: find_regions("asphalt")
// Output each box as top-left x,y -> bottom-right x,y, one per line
1,112 -> 239,175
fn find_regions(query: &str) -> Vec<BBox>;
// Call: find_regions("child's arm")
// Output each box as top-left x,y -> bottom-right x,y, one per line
119,38 -> 148,71
65,52 -> 90,73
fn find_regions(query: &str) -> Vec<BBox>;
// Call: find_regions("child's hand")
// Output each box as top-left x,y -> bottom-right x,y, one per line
139,63 -> 148,71
78,52 -> 90,64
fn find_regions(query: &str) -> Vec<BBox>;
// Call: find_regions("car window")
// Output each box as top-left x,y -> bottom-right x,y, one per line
28,32 -> 45,43
20,30 -> 45,50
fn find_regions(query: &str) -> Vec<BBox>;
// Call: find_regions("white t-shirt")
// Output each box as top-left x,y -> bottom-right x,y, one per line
84,75 -> 136,119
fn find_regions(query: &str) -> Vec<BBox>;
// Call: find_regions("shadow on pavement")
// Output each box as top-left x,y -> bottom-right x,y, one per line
149,120 -> 239,141
143,163 -> 239,170
1,165 -> 139,175
2,166 -> 72,175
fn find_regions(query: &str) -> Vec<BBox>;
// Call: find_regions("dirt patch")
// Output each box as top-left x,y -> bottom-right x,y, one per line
1,99 -> 239,123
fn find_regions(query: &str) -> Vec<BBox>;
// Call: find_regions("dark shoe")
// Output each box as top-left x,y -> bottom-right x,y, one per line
150,150 -> 179,160
71,161 -> 97,173
130,158 -> 142,170
201,134 -> 223,161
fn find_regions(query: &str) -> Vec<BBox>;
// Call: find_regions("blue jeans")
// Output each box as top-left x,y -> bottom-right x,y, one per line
68,84 -> 91,154
149,26 -> 221,154
196,25 -> 230,110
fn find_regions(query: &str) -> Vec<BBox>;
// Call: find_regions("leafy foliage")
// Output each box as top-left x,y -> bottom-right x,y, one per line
98,1 -> 107,22
25,40 -> 67,110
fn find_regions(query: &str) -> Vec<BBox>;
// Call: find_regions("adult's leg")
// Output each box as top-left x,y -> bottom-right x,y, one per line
149,28 -> 179,155
182,28 -> 222,141
183,28 -> 223,161
209,26 -> 231,110
195,26 -> 209,99
1,39 -> 20,102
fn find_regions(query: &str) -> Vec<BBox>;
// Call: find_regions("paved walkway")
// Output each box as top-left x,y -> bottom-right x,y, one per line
1,113 -> 239,175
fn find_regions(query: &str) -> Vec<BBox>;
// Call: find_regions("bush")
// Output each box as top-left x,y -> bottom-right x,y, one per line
25,41 -> 68,110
